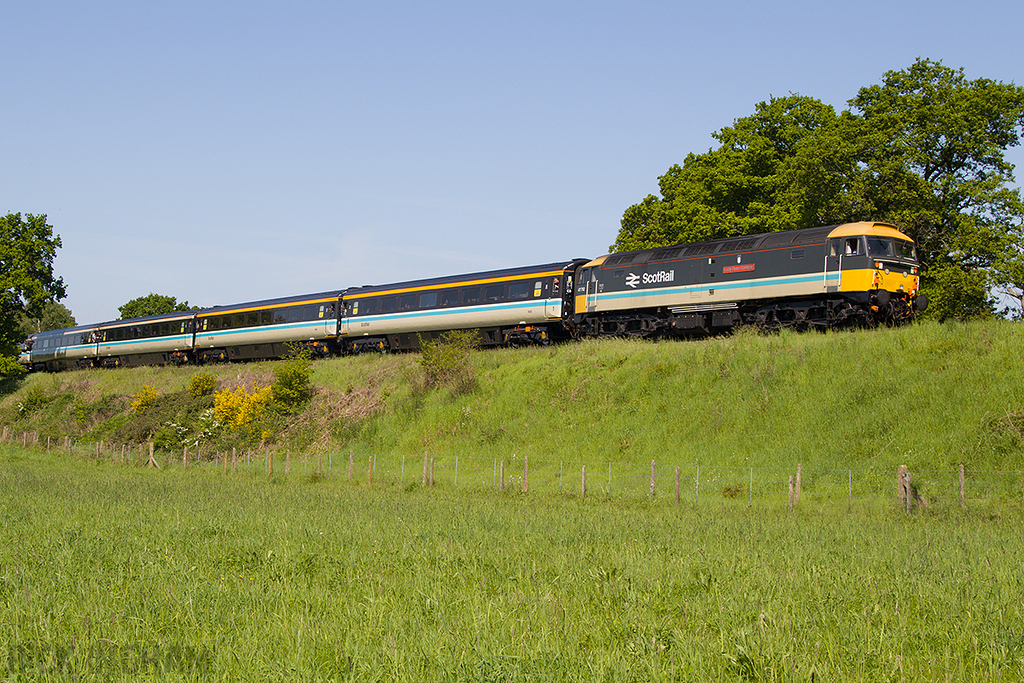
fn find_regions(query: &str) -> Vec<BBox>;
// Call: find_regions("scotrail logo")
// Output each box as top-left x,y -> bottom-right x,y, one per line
626,270 -> 675,288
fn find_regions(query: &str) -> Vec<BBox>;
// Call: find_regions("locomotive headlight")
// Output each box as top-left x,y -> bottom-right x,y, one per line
884,268 -> 890,275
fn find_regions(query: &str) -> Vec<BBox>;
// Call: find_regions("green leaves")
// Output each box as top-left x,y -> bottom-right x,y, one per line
0,213 -> 65,376
117,293 -> 191,320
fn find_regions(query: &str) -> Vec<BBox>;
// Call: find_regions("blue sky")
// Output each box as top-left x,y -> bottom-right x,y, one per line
4,1 -> 1023,324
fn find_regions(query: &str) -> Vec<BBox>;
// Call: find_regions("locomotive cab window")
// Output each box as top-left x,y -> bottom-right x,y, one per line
898,240 -> 917,260
867,237 -> 895,258
844,238 -> 861,256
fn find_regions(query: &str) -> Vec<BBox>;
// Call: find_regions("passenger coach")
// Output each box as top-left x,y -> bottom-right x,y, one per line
339,260 -> 587,353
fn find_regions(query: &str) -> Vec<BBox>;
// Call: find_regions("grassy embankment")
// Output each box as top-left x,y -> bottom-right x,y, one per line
2,319 -> 1023,501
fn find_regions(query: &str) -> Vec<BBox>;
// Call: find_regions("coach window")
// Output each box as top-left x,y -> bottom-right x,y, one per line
439,289 -> 458,307
508,282 -> 530,299
272,309 -> 285,324
485,285 -> 504,302
463,288 -> 480,305
420,292 -> 437,308
244,312 -> 256,326
399,294 -> 416,311
381,297 -> 396,313
844,238 -> 861,256
260,310 -> 272,325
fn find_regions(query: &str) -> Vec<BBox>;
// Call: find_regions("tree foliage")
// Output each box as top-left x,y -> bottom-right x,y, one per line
0,213 -> 66,377
614,59 -> 1024,320
118,293 -> 191,320
19,301 -> 76,338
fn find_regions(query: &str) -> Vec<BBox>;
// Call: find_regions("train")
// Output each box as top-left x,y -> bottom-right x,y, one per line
19,221 -> 927,372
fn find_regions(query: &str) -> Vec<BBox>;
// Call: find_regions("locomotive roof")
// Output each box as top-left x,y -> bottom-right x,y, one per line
588,222 -> 911,269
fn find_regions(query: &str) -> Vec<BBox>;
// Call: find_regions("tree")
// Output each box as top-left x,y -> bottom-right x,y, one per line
0,213 -> 66,377
851,60 -> 1024,271
19,301 -> 76,337
118,293 -> 191,320
614,59 -> 1024,320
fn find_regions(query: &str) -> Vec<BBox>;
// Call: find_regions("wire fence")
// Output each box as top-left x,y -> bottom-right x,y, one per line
4,428 -> 1023,512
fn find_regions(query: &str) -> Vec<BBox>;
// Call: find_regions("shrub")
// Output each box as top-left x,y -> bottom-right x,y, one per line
419,329 -> 478,394
272,349 -> 313,410
187,372 -> 217,398
214,385 -> 272,430
129,385 -> 158,414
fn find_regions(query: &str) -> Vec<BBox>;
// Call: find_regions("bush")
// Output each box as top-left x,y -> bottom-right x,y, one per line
418,329 -> 478,394
272,349 -> 313,410
187,372 -> 216,397
214,386 -> 272,430
129,385 -> 158,414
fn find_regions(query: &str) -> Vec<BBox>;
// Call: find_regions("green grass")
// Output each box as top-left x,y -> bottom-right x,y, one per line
2,446 -> 1023,681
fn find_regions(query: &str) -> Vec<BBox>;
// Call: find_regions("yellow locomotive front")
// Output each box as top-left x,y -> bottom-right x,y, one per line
825,222 -> 927,322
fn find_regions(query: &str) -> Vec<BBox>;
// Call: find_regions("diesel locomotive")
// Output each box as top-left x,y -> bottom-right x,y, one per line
19,222 -> 926,372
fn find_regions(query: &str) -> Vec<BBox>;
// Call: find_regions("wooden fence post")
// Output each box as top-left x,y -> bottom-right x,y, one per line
897,465 -> 907,507
268,451 -> 273,478
581,465 -> 587,499
650,460 -> 656,497
367,455 -> 373,485
430,458 -> 435,488
183,446 -> 188,471
499,461 -> 505,491
148,442 -> 160,469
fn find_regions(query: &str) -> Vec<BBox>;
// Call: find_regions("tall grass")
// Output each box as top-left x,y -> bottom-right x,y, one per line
1,446 -> 1022,680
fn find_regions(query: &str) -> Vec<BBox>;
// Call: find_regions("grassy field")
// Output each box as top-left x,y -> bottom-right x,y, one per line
2,321 -> 1024,679
2,445 -> 1023,681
